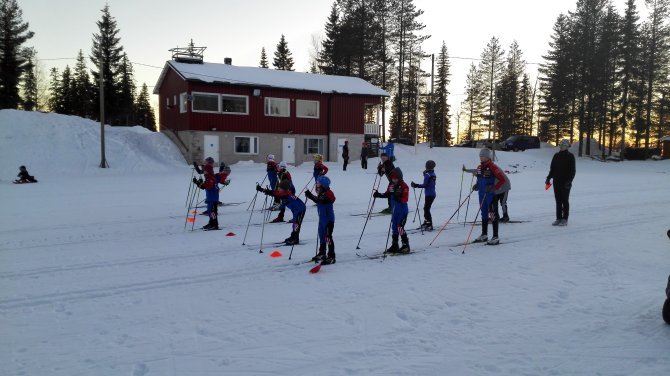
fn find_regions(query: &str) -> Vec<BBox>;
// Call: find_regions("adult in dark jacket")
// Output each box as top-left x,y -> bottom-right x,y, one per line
376,153 -> 396,213
546,139 -> 576,226
342,141 -> 349,171
305,176 -> 337,264
360,142 -> 369,169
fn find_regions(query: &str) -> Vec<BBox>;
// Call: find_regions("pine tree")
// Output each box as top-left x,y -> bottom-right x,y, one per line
134,83 -> 156,132
90,4 -> 124,123
618,0 -> 642,150
463,63 -> 486,141
71,49 -> 94,119
20,47 -> 37,111
496,40 -> 525,140
0,0 -> 34,109
58,65 -> 74,115
318,2 -> 342,75
519,73 -> 533,135
47,67 -> 61,112
478,36 -> 505,139
273,34 -> 294,71
259,47 -> 269,68
116,53 -> 136,125
432,41 -> 451,146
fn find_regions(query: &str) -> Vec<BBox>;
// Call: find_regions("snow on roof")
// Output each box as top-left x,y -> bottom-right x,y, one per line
154,61 -> 389,97
661,136 -> 670,141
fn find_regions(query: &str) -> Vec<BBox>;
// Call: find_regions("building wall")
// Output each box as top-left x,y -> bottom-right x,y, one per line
157,69 -> 189,132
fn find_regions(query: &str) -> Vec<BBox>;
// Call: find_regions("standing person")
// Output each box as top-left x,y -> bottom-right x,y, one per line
546,139 -> 576,226
376,152 -> 395,214
266,154 -> 280,210
192,158 -> 230,230
463,148 -> 508,245
360,142 -> 369,169
305,176 -> 336,264
256,180 -> 306,245
374,168 -> 411,253
271,161 -> 295,223
14,165 -> 37,183
342,140 -> 349,171
313,154 -> 328,180
410,160 -> 437,231
381,139 -> 396,162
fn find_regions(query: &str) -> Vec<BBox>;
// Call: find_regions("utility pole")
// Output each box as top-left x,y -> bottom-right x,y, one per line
99,46 -> 108,168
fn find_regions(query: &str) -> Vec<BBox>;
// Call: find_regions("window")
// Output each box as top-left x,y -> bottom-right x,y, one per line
296,100 -> 319,118
235,136 -> 259,154
192,92 -> 220,113
264,97 -> 290,117
304,138 -> 324,155
179,93 -> 187,113
221,94 -> 248,114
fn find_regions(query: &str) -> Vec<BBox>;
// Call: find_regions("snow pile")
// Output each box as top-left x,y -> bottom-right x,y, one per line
0,109 -> 186,179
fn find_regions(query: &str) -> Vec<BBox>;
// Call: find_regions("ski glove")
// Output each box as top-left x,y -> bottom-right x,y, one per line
472,184 -> 478,192
410,181 -> 417,188
545,178 -> 551,186
305,190 -> 315,200
373,190 -> 383,198
255,184 -> 264,192
193,177 -> 203,186
193,162 -> 203,174
222,179 -> 230,186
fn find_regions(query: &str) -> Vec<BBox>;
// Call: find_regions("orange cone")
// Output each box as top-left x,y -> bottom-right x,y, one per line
270,250 -> 283,258
226,232 -> 236,236
186,217 -> 195,223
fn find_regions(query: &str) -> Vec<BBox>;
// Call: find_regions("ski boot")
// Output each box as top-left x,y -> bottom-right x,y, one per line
552,219 -> 562,226
473,234 -> 488,243
487,236 -> 499,245
270,216 -> 284,223
421,221 -> 433,231
558,219 -> 568,226
321,251 -> 336,265
500,215 -> 510,223
398,235 -> 410,254
386,235 -> 400,254
312,244 -> 326,262
284,232 -> 299,245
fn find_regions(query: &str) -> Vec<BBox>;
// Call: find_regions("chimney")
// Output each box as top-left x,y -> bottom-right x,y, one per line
224,57 -> 232,65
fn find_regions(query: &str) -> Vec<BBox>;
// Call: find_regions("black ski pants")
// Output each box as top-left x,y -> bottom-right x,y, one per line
553,182 -> 571,220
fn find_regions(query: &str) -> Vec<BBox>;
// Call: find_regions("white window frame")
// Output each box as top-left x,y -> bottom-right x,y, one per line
221,94 -> 249,115
179,93 -> 187,113
296,99 -> 319,119
191,91 -> 220,113
304,138 -> 324,155
264,97 -> 290,117
234,136 -> 259,155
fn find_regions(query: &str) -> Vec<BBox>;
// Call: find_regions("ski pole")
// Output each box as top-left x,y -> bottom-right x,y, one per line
429,190 -> 475,246
382,214 -> 393,258
463,174 -> 475,227
190,183 -> 201,231
366,173 -> 380,215
297,176 -> 314,198
462,193 -> 488,254
184,178 -> 199,229
243,183 -> 261,245
412,187 -> 423,223
186,168 -> 196,208
457,168 -> 465,222
247,175 -> 267,211
355,196 -> 377,249
259,194 -> 270,253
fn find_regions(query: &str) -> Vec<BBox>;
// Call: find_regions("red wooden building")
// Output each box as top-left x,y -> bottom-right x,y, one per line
154,56 -> 388,165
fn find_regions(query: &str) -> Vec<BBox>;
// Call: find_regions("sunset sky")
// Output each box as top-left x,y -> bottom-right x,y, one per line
20,0 -> 635,137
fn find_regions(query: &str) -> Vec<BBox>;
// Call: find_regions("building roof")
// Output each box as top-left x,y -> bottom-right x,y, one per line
154,61 -> 390,97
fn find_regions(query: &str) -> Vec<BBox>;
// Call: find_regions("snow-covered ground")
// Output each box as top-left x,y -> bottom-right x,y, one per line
1,110 -> 669,376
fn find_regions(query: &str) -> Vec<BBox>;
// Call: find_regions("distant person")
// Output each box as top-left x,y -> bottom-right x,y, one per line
411,160 -> 437,231
14,165 -> 37,184
381,140 -> 396,162
463,148 -> 508,245
192,158 -> 230,230
546,139 -> 576,226
376,152 -> 396,214
360,142 -> 369,169
342,141 -> 349,171
312,154 -> 328,180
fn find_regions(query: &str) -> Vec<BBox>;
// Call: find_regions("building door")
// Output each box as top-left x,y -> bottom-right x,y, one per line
204,135 -> 220,162
282,137 -> 295,164
337,138 -> 348,163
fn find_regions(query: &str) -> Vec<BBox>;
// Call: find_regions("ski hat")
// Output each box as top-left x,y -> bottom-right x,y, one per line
205,157 -> 215,163
390,167 -> 403,180
316,176 -> 331,188
279,161 -> 287,169
313,154 -> 323,162
19,165 -> 26,170
425,160 -> 436,170
559,139 -> 570,149
479,148 -> 492,159
222,166 -> 231,173
267,154 -> 275,161
380,152 -> 388,158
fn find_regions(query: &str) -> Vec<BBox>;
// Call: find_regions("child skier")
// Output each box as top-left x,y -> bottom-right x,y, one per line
373,167 -> 411,254
312,154 -> 329,180
304,176 -> 336,264
256,180 -> 306,245
463,148 -> 509,245
14,165 -> 37,183
271,161 -> 295,223
376,152 -> 396,214
410,160 -> 437,231
193,158 -> 231,230
266,154 -> 280,210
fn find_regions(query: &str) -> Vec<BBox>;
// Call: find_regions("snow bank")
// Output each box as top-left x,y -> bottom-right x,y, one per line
0,109 -> 186,179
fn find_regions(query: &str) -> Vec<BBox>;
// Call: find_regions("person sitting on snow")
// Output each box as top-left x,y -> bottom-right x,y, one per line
15,165 -> 37,183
